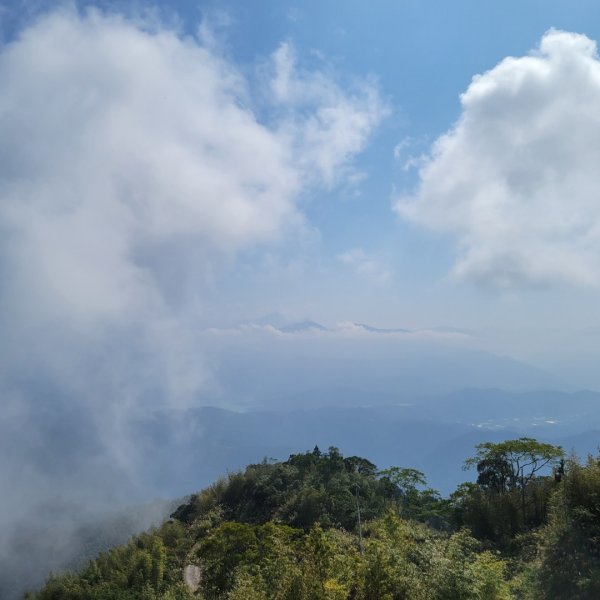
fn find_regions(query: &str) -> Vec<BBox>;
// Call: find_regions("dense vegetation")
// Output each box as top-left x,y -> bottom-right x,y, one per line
28,440 -> 600,599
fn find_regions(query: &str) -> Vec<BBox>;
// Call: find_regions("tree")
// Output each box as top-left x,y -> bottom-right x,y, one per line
380,467 -> 427,492
379,467 -> 448,524
532,455 -> 600,599
465,437 -> 563,521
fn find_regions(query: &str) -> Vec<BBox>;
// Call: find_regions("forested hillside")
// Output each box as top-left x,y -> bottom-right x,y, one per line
29,440 -> 600,599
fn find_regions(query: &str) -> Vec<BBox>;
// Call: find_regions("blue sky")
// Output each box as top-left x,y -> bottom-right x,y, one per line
180,0 -> 600,382
3,0 -> 600,387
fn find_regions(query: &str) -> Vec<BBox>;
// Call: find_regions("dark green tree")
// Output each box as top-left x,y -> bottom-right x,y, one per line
465,438 -> 563,521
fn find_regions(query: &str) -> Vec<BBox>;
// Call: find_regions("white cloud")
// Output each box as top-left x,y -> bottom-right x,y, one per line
392,136 -> 426,171
270,42 -> 388,187
0,7 -> 384,393
396,29 -> 600,288
0,6 -> 385,561
338,247 -> 391,283
1,9 -> 303,327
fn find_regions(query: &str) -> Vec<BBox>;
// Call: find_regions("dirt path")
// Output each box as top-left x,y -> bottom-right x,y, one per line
183,564 -> 202,592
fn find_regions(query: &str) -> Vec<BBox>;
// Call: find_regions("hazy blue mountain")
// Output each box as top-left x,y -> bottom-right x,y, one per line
278,320 -> 327,333
206,327 -> 563,410
352,323 -> 410,333
130,390 -> 600,497
428,388 -> 600,435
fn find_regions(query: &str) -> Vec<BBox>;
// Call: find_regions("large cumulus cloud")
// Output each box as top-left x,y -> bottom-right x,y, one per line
396,29 -> 600,288
0,8 -> 385,593
0,6 -> 385,420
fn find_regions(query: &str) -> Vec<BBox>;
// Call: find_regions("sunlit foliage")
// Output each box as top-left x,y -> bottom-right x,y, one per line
28,442 -> 600,600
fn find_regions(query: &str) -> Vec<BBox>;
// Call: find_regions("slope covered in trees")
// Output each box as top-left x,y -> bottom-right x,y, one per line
28,440 -> 600,599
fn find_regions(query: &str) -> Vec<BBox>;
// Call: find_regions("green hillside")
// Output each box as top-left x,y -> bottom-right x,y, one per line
28,440 -> 600,599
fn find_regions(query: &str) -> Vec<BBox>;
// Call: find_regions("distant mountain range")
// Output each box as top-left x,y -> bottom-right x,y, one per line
278,320 -> 327,333
243,317 -> 470,337
201,319 -> 564,409
132,388 -> 600,498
